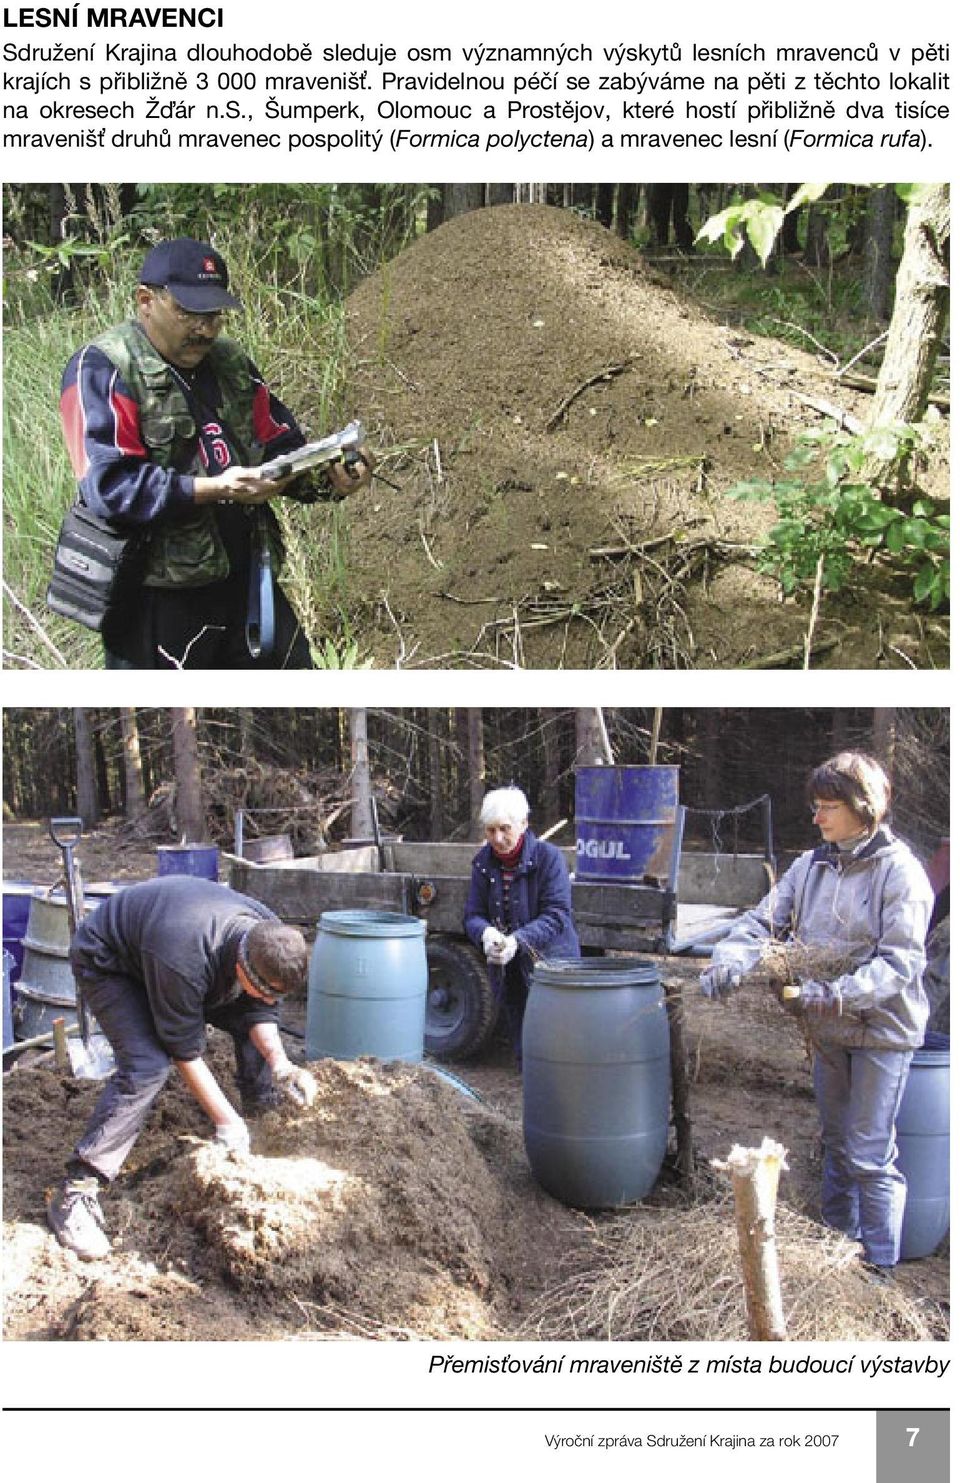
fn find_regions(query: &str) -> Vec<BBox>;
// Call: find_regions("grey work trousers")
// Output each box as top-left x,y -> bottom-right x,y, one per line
812,1041 -> 914,1266
70,970 -> 273,1183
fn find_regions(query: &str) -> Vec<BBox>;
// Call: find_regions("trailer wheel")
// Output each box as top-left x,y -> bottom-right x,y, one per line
424,937 -> 498,1062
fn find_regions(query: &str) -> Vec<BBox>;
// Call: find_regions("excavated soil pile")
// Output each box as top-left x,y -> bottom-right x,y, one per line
333,205 -> 943,670
3,979 -> 948,1341
2,1048 -> 581,1342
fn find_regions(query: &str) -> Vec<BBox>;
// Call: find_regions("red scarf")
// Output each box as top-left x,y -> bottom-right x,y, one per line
493,833 -> 525,869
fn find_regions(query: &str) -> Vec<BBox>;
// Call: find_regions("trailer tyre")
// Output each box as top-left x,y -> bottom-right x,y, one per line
424,937 -> 498,1062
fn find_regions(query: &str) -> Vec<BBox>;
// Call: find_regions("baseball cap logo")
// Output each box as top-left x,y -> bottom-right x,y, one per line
139,238 -> 241,311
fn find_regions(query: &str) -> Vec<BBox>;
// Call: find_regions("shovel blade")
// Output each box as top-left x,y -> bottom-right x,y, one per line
66,1032 -> 116,1081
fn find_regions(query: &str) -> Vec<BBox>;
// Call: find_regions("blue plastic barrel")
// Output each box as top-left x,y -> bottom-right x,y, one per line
306,910 -> 428,1063
896,1032 -> 950,1260
3,882 -> 36,984
523,956 -> 671,1208
3,950 -> 14,1051
156,845 -> 219,881
575,765 -> 680,882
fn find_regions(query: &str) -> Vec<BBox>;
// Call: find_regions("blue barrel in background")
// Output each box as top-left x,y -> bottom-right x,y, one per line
523,957 -> 671,1208
156,845 -> 219,881
3,882 -> 35,985
575,765 -> 680,883
896,1031 -> 950,1260
306,909 -> 428,1063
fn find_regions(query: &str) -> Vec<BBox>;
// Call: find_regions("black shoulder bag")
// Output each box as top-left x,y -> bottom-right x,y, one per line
45,502 -> 148,633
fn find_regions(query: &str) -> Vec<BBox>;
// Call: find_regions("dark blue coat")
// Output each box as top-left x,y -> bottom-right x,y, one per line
463,830 -> 580,992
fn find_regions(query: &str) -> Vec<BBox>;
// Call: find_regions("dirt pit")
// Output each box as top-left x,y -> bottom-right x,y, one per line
3,957 -> 948,1344
325,204 -> 948,670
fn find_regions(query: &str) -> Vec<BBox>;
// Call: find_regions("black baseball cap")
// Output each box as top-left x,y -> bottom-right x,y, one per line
139,238 -> 241,312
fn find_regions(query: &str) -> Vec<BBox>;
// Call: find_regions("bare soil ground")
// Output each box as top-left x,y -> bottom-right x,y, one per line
3,824 -> 948,1342
328,206 -> 948,670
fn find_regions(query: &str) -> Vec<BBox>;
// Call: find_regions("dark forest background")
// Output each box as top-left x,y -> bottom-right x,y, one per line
2,708 -> 949,864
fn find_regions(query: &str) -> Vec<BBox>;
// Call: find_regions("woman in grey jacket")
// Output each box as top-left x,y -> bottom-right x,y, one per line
701,751 -> 934,1268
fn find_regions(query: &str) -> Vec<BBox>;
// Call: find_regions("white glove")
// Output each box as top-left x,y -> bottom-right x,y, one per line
482,926 -> 505,959
699,963 -> 742,1000
214,1119 -> 251,1156
274,1064 -> 318,1108
489,933 -> 519,966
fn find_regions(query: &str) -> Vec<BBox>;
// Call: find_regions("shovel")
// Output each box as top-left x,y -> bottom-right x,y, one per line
48,816 -> 116,1080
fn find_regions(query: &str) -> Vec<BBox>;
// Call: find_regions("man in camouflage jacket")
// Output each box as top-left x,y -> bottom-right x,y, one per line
59,237 -> 370,668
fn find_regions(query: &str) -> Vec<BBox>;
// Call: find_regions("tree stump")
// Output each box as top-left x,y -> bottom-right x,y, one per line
713,1138 -> 789,1341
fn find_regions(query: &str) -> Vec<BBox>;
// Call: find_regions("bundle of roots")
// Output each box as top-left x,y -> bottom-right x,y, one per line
742,939 -> 866,992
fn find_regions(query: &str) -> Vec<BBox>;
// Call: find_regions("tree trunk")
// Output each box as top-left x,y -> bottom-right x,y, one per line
466,709 -> 486,836
575,709 -> 613,767
781,185 -> 802,254
872,708 -> 898,777
539,711 -> 562,832
614,183 -> 640,239
567,183 -> 594,213
426,185 -> 445,232
862,185 -> 897,322
803,202 -> 829,267
442,184 -> 484,221
595,183 -> 614,229
119,707 -> 146,820
485,183 -> 514,207
428,715 -> 444,838
349,708 -> 373,840
73,709 -> 99,827
171,707 -> 204,842
869,184 -> 950,433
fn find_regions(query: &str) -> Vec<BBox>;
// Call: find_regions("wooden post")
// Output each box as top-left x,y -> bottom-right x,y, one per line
713,1139 -> 789,1341
664,979 -> 695,1193
52,1017 -> 70,1072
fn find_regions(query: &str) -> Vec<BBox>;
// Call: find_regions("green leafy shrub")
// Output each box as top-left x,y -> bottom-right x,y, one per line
729,422 -> 949,610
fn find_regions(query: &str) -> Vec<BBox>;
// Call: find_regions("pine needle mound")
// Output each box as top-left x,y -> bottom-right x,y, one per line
524,1189 -> 947,1343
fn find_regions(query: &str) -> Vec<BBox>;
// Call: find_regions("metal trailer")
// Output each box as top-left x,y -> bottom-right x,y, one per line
229,806 -> 775,1061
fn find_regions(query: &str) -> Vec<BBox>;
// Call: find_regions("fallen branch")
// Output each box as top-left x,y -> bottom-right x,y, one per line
740,637 -> 840,669
2,649 -> 47,670
834,330 -> 888,380
589,530 -> 680,560
439,592 -> 499,606
837,372 -> 949,411
2,580 -> 68,667
418,527 -> 443,570
545,356 -> 637,431
770,319 -> 839,366
790,392 -> 865,435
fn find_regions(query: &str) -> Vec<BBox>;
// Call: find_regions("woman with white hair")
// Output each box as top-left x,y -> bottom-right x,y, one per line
701,750 -> 934,1269
463,785 -> 580,1064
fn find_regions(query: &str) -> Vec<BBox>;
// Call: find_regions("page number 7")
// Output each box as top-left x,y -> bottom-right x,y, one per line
906,1429 -> 920,1449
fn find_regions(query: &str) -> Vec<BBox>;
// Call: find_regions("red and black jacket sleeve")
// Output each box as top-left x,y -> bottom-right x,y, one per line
60,345 -> 198,525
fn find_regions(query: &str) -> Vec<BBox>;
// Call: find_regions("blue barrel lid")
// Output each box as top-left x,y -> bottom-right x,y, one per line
533,956 -> 661,989
319,909 -> 427,938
